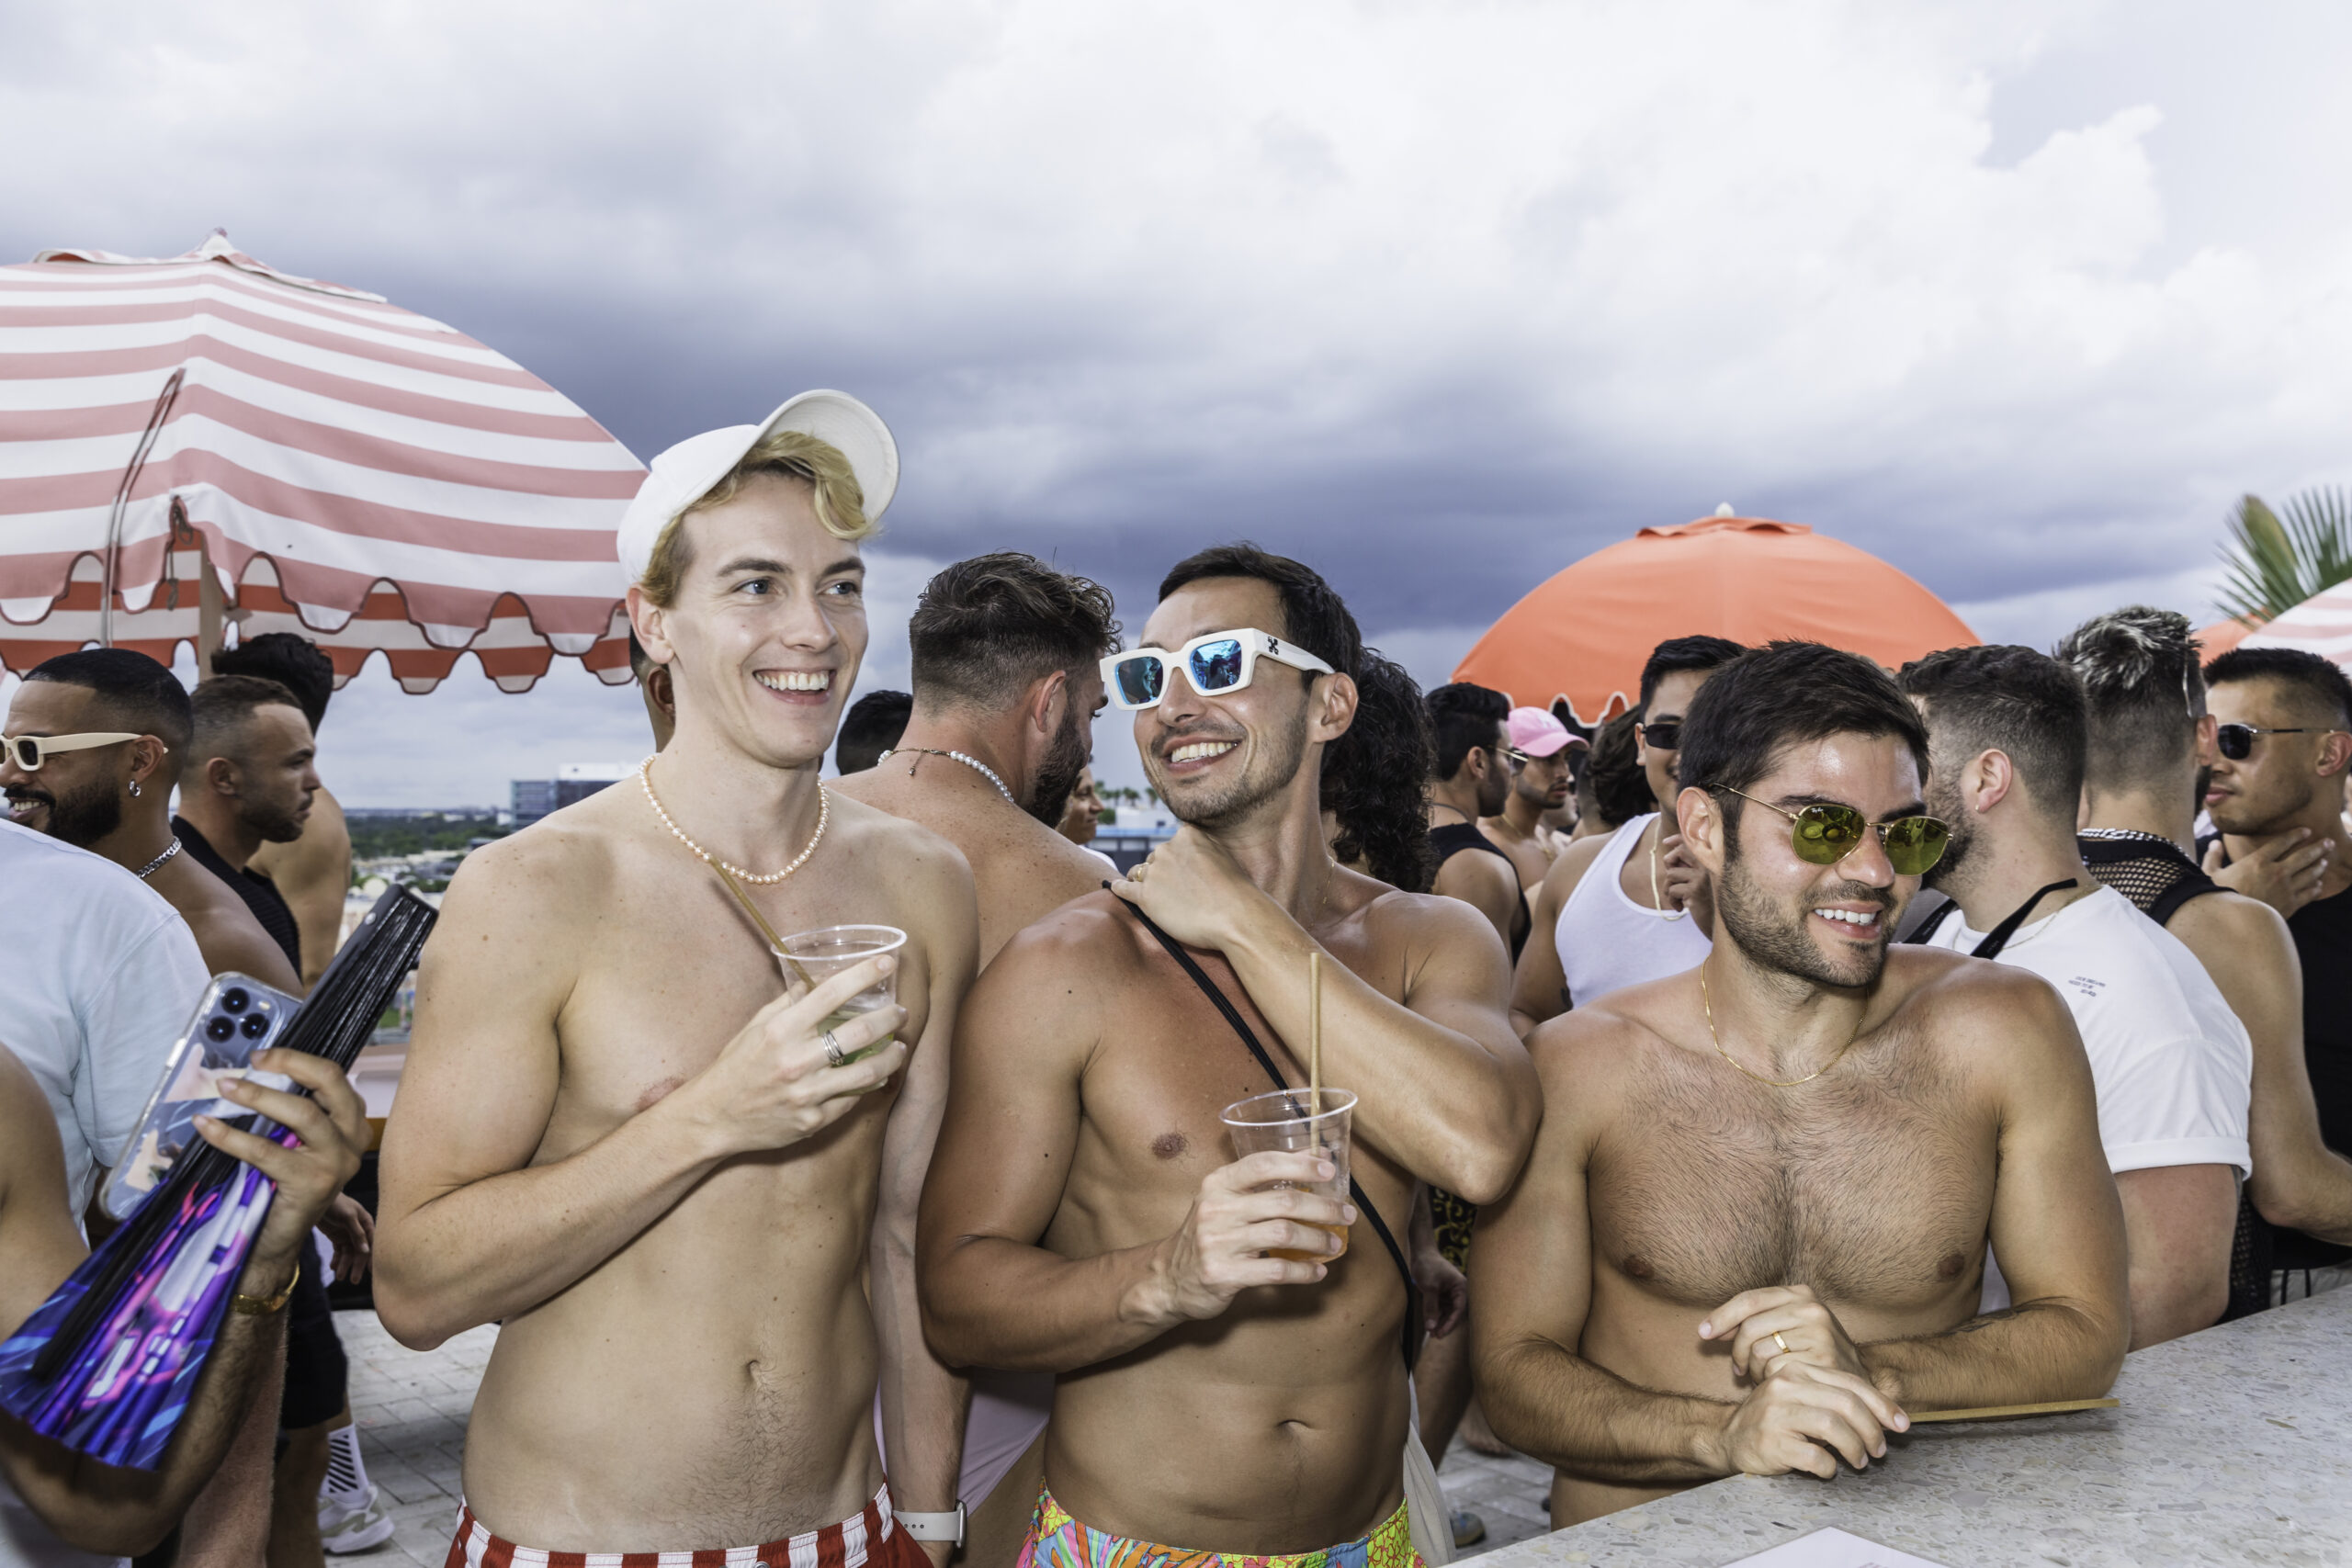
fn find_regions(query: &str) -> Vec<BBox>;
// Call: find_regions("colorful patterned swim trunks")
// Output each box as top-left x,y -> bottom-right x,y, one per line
1015,1484 -> 1422,1568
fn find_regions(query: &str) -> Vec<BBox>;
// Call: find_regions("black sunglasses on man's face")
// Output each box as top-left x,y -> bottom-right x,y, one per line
2215,723 -> 2341,761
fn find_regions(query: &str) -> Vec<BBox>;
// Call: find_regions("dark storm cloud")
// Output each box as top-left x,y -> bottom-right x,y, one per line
6,0 -> 2352,802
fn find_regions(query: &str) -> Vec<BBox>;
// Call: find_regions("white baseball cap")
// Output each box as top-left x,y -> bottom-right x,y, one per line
616,389 -> 900,584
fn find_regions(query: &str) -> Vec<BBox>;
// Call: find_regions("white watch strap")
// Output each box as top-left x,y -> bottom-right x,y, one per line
894,1506 -> 966,1546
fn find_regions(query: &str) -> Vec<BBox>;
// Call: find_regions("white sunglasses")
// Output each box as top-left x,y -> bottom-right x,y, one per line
3,731 -> 148,771
1100,628 -> 1336,711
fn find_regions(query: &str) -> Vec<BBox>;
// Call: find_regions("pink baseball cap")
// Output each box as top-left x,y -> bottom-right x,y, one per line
1507,706 -> 1583,757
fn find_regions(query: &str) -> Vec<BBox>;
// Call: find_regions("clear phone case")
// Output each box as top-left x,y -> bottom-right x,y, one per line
100,974 -> 304,1221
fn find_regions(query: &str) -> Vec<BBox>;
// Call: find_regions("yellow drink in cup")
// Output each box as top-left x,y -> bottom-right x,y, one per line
776,925 -> 908,1066
1221,1089 -> 1357,1262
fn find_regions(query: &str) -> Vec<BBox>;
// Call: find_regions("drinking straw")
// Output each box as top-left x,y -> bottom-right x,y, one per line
1307,950 -> 1323,1119
1907,1396 -> 2119,1424
709,862 -> 818,989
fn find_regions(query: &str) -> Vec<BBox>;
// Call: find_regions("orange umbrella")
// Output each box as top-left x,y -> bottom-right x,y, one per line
1452,513 -> 1980,723
2194,615 -> 2257,661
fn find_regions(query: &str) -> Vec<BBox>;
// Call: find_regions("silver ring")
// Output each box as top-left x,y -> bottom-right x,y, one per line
822,1030 -> 847,1067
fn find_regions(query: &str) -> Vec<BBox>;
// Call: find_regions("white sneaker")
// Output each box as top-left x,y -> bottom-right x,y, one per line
318,1483 -> 395,1554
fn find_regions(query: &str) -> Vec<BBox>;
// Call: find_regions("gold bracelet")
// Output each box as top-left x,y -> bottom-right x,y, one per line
232,1260 -> 298,1316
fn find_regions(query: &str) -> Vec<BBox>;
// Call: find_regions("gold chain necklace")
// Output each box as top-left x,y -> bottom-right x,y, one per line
1698,959 -> 1856,1088
639,755 -> 828,886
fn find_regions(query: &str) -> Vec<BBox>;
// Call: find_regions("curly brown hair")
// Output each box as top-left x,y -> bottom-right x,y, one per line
1326,649 -> 1435,893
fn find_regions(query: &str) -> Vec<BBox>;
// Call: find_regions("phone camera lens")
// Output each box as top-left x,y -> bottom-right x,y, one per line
240,1013 -> 271,1040
205,1016 -> 237,1043
220,987 -> 251,1014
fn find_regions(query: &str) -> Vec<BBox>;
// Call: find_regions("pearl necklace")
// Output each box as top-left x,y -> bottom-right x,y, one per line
133,839 -> 182,880
885,747 -> 1017,807
638,756 -> 828,886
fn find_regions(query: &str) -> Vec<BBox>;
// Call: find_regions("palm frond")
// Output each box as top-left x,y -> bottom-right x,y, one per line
2216,487 -> 2352,626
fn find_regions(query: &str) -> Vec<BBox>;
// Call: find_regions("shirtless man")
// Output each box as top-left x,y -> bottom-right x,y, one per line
1474,640 -> 2128,1526
837,551 -> 1120,958
1511,637 -> 1742,1032
1480,707 -> 1579,895
3,650 -> 300,997
921,544 -> 1538,1566
833,550 -> 1120,1566
219,634 -> 352,991
375,392 -> 977,1563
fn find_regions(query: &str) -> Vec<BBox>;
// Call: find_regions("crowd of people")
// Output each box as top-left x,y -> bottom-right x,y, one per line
1,388 -> 2346,1568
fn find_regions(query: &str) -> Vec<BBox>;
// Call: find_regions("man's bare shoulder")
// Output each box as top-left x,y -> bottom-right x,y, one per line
1355,879 -> 1509,953
2165,886 -> 2296,967
435,789 -> 635,935
1879,945 -> 2084,1078
822,788 -> 975,893
985,888 -> 1147,976
1521,989 -> 1657,1134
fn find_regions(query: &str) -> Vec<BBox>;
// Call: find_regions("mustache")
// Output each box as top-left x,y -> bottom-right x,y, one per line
1811,879 -> 1894,911
3,786 -> 51,807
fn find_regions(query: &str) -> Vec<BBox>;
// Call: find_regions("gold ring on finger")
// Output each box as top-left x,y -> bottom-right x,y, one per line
1771,1331 -> 1791,1355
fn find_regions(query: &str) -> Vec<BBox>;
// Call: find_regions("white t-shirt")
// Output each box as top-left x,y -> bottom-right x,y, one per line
1921,884 -> 2251,1177
0,819 -> 208,1215
0,823 -> 205,1568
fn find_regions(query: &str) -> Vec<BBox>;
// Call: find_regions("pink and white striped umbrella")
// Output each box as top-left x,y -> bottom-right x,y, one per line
0,231 -> 644,692
2242,581 -> 2352,671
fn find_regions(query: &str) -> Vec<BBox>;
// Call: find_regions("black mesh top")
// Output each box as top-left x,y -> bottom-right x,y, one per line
2079,829 -> 2223,929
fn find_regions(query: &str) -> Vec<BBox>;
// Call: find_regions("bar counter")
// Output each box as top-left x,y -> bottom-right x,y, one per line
1476,1284 -> 2351,1567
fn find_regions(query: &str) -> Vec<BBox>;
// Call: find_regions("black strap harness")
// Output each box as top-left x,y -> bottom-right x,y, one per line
1112,890 -> 1424,1371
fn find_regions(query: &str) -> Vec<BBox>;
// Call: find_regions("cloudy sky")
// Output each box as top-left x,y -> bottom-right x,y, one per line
6,0 -> 2350,805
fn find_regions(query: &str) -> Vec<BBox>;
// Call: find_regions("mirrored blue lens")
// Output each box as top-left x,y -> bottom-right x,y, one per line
1114,656 -> 1165,706
1189,639 -> 1245,693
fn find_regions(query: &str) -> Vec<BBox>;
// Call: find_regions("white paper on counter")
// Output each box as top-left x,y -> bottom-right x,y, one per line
1719,1526 -> 1951,1568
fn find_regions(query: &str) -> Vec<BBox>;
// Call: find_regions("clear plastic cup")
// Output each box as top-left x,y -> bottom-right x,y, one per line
1220,1088 -> 1357,1260
777,924 -> 907,1065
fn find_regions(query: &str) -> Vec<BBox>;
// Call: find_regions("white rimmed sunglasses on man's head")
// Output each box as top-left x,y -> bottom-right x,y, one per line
1100,628 -> 1336,711
2,732 -> 147,771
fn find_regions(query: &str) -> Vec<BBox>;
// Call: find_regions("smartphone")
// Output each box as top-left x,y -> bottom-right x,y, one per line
100,974 -> 304,1221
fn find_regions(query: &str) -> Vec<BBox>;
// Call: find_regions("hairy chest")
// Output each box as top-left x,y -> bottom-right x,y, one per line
1588,1051 -> 1996,1311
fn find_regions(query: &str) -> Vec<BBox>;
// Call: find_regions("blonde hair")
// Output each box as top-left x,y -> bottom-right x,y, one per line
638,430 -> 878,607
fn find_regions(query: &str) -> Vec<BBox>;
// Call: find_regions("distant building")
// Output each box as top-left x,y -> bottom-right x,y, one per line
512,762 -> 634,829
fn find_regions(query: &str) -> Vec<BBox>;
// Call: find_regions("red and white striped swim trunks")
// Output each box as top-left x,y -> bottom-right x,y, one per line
442,1484 -> 925,1568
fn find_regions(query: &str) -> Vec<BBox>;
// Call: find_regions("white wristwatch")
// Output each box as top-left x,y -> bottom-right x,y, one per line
894,1506 -> 966,1547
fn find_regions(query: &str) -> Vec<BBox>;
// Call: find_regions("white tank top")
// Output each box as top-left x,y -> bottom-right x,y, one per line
1555,812 -> 1713,1007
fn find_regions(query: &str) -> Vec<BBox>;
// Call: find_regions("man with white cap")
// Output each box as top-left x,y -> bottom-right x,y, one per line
375,393 -> 978,1566
1481,706 -> 1584,898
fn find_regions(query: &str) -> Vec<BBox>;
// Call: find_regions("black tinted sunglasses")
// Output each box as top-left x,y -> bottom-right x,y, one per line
2215,723 -> 2337,761
1639,719 -> 1682,750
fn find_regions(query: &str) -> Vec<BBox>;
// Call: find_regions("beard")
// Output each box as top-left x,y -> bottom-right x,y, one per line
6,775 -> 122,848
1159,703 -> 1310,829
1024,702 -> 1091,828
1713,839 -> 1893,991
243,793 -> 309,844
1919,772 -> 1975,894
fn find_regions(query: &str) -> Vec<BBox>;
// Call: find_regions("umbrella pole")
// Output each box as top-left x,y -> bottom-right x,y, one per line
195,518 -> 222,677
